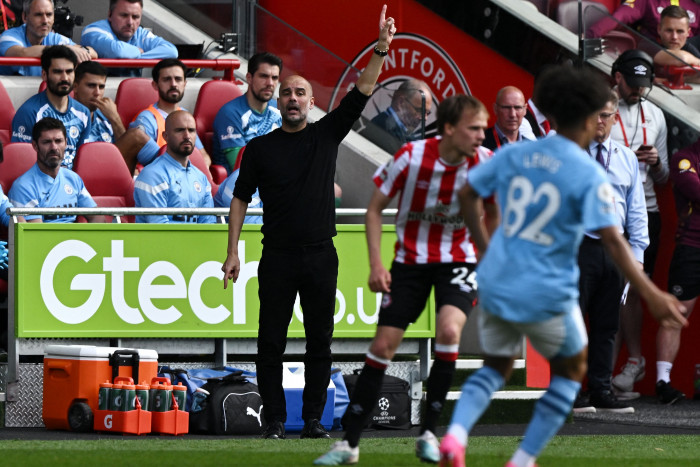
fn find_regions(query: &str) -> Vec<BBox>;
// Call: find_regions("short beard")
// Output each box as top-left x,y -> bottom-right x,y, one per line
170,143 -> 194,158
48,81 -> 72,97
251,87 -> 273,104
160,89 -> 183,104
282,113 -> 306,127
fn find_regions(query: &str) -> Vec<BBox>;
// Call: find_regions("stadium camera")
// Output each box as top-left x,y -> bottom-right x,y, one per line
53,0 -> 83,40
219,32 -> 237,54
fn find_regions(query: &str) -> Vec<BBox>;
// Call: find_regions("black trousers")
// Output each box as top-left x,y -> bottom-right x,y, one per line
577,236 -> 626,394
256,240 -> 338,424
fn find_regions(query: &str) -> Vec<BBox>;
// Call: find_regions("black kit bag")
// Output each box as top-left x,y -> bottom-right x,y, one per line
189,371 -> 267,435
343,370 -> 411,430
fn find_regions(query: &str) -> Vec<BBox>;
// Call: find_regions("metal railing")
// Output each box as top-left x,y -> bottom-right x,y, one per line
0,57 -> 241,81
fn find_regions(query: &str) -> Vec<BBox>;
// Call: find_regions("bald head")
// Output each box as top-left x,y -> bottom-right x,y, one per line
278,75 -> 315,131
164,110 -> 196,159
494,86 -> 526,139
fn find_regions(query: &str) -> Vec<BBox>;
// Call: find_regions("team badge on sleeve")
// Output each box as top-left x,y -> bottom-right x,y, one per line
597,182 -> 614,214
678,159 -> 692,172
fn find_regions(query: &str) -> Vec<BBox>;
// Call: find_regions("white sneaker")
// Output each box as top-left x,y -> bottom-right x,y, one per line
314,440 -> 359,465
612,357 -> 646,393
416,430 -> 440,463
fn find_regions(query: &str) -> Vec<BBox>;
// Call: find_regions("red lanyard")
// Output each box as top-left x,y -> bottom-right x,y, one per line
492,127 -> 501,149
617,104 -> 647,148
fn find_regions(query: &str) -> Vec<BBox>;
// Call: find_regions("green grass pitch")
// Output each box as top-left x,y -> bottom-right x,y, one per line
1,435 -> 699,466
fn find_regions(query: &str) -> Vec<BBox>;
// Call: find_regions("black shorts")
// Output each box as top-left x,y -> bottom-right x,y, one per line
668,243 -> 700,300
377,261 -> 478,330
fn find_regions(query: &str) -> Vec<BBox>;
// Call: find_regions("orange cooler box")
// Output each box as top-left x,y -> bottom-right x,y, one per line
43,345 -> 158,431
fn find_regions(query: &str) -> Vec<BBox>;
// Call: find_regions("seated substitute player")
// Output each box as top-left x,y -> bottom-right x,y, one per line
0,185 -> 9,228
81,0 -> 178,77
213,166 -> 262,224
0,186 -> 9,280
11,45 -> 91,170
133,110 -> 214,224
9,118 -> 104,224
314,95 -> 498,465
72,61 -> 150,158
212,51 -> 282,174
127,58 -> 210,173
438,66 -> 688,467
0,0 -> 96,76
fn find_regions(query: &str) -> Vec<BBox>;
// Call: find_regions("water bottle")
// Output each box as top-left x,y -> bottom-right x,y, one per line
98,381 -> 112,410
172,382 -> 187,410
190,387 -> 210,413
135,383 -> 149,410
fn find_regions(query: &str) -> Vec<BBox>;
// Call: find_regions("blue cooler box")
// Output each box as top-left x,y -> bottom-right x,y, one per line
283,363 -> 335,432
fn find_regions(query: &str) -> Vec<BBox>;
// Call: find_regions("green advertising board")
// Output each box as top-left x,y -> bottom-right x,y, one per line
14,223 -> 435,338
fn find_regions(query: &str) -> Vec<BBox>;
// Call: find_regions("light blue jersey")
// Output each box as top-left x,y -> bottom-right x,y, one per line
0,25 -> 73,76
80,19 -> 177,77
0,185 -> 10,227
468,135 -> 617,323
133,152 -> 215,224
8,163 -> 97,223
212,95 -> 281,172
129,103 -> 203,165
12,91 -> 91,170
213,168 -> 262,224
84,108 -> 114,143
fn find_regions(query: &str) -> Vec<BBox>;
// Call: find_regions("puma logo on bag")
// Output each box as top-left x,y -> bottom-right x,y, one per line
246,405 -> 263,426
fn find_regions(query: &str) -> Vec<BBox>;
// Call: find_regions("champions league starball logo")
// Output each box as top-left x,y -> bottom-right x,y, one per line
378,397 -> 390,415
329,33 -> 470,138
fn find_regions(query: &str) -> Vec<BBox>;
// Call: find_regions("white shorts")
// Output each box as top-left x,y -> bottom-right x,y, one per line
478,305 -> 588,360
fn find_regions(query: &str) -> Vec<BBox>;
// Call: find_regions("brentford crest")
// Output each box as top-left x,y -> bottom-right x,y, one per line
330,33 -> 470,138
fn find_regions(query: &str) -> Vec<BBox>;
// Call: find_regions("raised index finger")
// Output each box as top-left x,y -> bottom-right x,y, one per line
379,4 -> 387,28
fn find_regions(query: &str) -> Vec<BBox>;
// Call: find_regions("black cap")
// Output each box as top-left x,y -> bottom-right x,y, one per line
617,57 -> 653,88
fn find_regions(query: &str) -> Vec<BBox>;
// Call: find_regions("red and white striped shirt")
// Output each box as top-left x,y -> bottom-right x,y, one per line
373,137 -> 492,265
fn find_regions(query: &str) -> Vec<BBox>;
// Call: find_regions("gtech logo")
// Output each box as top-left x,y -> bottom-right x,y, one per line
330,33 -> 470,137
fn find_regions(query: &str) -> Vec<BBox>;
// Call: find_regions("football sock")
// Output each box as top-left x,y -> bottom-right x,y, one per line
446,365 -> 504,446
421,344 -> 458,435
519,376 -> 580,458
656,361 -> 672,383
509,448 -> 536,467
342,352 -> 389,448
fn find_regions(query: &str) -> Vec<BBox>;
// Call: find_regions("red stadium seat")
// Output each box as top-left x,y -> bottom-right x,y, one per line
193,79 -> 243,183
556,0 -> 610,32
115,78 -> 158,129
232,144 -> 246,172
603,30 -> 637,57
73,142 -> 135,223
0,80 -> 15,147
0,143 -> 36,193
